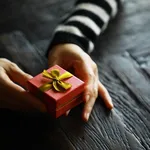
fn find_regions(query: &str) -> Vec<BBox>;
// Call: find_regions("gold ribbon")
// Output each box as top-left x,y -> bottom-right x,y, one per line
39,69 -> 73,92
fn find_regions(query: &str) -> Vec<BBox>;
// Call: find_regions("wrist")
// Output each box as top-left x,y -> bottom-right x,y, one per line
48,43 -> 85,58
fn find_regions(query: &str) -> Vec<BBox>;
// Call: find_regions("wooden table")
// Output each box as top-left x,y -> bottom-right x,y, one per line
0,0 -> 150,149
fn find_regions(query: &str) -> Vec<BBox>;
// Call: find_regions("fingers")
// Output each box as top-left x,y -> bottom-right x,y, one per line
0,61 -> 46,112
47,46 -> 113,121
82,75 -> 98,122
0,77 -> 47,112
74,60 -> 98,122
98,81 -> 113,109
82,81 -> 113,122
5,62 -> 33,89
79,60 -> 113,122
0,58 -> 33,89
1,74 -> 46,112
65,109 -> 71,116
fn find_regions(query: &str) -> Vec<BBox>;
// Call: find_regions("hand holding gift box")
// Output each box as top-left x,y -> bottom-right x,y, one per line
27,65 -> 85,118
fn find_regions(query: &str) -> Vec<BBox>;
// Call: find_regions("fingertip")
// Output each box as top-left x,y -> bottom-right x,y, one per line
107,102 -> 114,110
25,74 -> 33,80
98,81 -> 114,110
103,96 -> 114,110
82,112 -> 89,122
65,110 -> 71,116
105,95 -> 114,110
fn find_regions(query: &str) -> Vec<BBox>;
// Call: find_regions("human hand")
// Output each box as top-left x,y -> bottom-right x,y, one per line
0,58 -> 46,112
48,44 -> 113,122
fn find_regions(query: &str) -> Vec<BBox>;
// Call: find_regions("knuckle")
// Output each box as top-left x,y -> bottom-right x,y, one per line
88,72 -> 93,78
0,59 -> 14,66
85,86 -> 98,98
9,62 -> 18,70
93,88 -> 98,97
0,67 -> 6,80
85,84 -> 92,91
0,66 -> 5,74
87,72 -> 95,80
0,66 -> 3,72
7,62 -> 19,74
0,68 -> 4,80
92,62 -> 98,72
0,58 -> 9,62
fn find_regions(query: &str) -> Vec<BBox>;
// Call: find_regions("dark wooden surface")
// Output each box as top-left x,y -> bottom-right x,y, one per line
0,0 -> 150,150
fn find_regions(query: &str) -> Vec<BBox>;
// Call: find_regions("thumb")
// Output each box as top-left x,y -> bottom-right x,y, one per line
7,63 -> 33,89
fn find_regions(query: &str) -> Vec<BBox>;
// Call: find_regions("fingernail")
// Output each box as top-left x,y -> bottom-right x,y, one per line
85,95 -> 90,102
85,113 -> 90,122
108,97 -> 114,109
66,110 -> 70,116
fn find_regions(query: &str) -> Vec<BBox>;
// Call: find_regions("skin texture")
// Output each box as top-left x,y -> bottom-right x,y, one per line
48,44 -> 113,122
0,58 -> 46,112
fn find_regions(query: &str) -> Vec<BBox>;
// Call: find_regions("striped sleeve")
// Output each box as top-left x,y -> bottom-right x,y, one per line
47,0 -> 120,54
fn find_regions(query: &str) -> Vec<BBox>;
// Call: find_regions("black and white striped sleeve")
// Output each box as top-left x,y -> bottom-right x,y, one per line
47,0 -> 120,54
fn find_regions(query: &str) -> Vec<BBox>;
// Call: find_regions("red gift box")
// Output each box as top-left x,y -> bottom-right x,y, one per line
27,65 -> 85,118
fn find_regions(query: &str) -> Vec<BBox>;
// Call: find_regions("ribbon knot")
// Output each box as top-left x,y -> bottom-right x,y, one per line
39,69 -> 73,92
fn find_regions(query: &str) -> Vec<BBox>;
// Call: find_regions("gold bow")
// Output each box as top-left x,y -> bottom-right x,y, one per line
39,69 -> 73,92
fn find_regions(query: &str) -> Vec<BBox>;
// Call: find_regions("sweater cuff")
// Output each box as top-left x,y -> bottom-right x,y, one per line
46,31 -> 94,57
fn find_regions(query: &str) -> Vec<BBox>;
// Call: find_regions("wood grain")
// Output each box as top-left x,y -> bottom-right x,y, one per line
0,0 -> 150,150
0,31 -> 47,75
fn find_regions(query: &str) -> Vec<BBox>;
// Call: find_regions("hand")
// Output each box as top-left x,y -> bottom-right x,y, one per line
0,58 -> 46,112
48,44 -> 113,122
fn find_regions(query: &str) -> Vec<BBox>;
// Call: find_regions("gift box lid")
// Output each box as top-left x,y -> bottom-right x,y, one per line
27,65 -> 85,110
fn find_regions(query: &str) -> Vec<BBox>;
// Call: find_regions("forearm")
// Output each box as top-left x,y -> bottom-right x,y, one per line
48,0 -> 120,54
